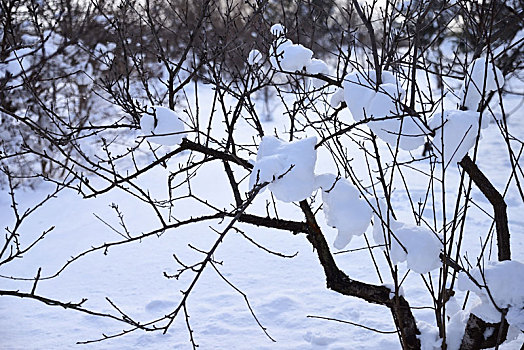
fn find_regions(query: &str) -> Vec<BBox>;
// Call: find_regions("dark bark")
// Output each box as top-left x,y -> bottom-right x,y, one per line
238,213 -> 308,234
459,155 -> 510,261
458,154 -> 512,349
459,313 -> 509,349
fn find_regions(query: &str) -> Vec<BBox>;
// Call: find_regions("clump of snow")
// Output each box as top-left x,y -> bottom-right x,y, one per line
367,84 -> 429,150
247,49 -> 262,65
391,223 -> 441,274
342,70 -> 397,122
316,174 -> 372,249
269,37 -> 313,72
330,88 -> 345,107
457,260 -> 524,330
270,23 -> 286,36
446,311 -> 469,350
305,58 -> 330,88
269,37 -> 292,69
249,136 -> 317,203
140,106 -> 186,146
460,57 -> 504,111
416,320 -> 442,350
342,70 -> 428,150
428,110 -> 484,167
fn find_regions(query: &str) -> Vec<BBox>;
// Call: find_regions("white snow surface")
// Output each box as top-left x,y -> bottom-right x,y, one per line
140,105 -> 186,146
316,174 -> 372,249
460,57 -> 505,111
457,260 -> 524,329
249,136 -> 318,203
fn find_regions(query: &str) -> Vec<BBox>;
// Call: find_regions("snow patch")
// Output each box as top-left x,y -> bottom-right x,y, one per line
305,58 -> 330,88
392,223 -> 441,274
303,331 -> 336,346
330,88 -> 345,107
446,310 -> 468,350
270,38 -> 313,72
416,320 -> 442,350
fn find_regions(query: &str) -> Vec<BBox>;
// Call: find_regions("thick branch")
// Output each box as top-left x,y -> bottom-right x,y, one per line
460,313 -> 509,349
299,201 -> 420,349
238,214 -> 308,234
459,155 -> 510,261
458,154 -> 511,348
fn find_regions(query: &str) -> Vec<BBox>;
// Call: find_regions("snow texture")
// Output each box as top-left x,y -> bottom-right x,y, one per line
343,70 -> 397,122
316,174 -> 372,249
249,136 -> 317,203
457,260 -> 524,330
140,106 -> 186,146
460,57 -> 504,111
247,49 -> 262,65
343,70 -> 428,150
428,110 -> 484,168
1,48 -> 33,77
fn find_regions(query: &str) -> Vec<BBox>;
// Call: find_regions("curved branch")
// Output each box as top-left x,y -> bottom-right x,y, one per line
298,201 -> 420,349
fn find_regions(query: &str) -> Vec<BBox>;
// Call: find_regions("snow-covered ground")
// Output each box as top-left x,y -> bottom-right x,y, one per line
1,78 -> 524,350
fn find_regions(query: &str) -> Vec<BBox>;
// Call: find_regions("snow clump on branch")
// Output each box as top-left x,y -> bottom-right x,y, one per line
389,224 -> 441,274
305,58 -> 330,88
269,37 -> 313,72
249,136 -> 317,203
140,106 -> 186,146
460,57 -> 504,111
247,49 -> 262,65
270,23 -> 286,36
457,260 -> 524,331
315,174 -> 372,249
342,70 -> 429,150
428,110 -> 487,168
372,200 -> 441,274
